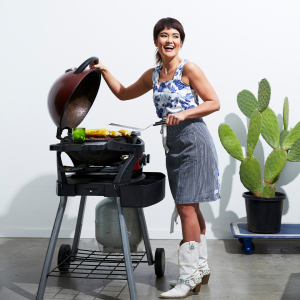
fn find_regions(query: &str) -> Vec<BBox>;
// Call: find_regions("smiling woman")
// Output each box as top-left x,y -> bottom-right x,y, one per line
153,18 -> 185,65
89,17 -> 220,299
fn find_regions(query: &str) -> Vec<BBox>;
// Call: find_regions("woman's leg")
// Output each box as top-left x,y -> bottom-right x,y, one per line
176,203 -> 200,243
195,205 -> 210,283
195,204 -> 206,235
160,204 -> 202,297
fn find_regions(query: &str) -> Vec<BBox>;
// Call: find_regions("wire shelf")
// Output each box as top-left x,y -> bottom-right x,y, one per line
48,248 -> 148,280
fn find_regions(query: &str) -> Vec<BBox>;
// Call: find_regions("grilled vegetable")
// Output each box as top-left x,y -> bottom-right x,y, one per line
118,130 -> 131,137
86,129 -> 111,137
110,131 -> 122,137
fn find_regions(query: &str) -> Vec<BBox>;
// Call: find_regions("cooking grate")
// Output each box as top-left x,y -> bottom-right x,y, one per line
48,248 -> 147,280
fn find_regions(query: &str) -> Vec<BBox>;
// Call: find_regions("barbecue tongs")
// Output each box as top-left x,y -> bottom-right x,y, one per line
109,120 -> 166,131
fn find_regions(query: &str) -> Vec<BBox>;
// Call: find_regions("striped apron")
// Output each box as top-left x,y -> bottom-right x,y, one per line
164,118 -> 221,233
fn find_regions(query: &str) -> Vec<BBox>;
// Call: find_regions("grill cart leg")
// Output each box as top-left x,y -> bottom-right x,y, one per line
116,197 -> 138,300
137,208 -> 154,265
36,196 -> 68,300
71,196 -> 87,258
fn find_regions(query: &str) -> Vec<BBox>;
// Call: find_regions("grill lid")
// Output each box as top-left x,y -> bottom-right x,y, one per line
48,57 -> 101,139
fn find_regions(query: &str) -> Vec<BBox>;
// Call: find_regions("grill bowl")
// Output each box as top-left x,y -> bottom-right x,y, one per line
68,137 -> 135,166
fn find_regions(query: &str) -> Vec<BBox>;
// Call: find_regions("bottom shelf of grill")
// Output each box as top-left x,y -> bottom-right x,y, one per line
48,248 -> 147,280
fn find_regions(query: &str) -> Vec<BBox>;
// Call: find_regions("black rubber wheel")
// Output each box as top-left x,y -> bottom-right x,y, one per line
57,244 -> 71,272
154,248 -> 165,277
242,242 -> 255,255
238,238 -> 244,244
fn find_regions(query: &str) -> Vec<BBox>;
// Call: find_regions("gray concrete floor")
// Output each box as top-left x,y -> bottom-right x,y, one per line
0,238 -> 300,300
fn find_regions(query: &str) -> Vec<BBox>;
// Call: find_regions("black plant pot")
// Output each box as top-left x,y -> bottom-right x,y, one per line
243,192 -> 286,234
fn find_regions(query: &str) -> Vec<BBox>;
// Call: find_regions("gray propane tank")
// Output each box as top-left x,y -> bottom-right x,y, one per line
95,197 -> 143,253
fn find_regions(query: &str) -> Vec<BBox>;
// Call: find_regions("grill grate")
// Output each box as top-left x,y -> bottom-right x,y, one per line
48,248 -> 147,280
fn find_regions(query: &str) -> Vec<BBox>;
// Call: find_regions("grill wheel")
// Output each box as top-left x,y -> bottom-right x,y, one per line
154,248 -> 165,277
57,244 -> 71,272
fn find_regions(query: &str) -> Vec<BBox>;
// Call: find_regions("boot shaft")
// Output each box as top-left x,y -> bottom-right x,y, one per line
178,241 -> 200,278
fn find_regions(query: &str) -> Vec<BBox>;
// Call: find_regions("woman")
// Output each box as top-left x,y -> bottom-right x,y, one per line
90,17 -> 221,299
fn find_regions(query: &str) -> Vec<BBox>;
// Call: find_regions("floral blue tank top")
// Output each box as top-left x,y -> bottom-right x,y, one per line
152,59 -> 200,118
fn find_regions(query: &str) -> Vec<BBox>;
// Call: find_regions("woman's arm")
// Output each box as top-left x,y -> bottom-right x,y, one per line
90,61 -> 153,101
166,62 -> 220,125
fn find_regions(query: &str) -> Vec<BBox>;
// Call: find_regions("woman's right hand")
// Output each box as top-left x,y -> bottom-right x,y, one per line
89,59 -> 106,72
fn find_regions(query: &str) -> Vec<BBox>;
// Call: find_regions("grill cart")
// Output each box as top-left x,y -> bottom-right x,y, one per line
36,57 -> 166,300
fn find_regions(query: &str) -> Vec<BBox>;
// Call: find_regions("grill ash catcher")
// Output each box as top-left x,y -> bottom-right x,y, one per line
36,57 -> 166,300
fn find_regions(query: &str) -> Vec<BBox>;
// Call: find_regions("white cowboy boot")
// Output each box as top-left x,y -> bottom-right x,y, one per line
171,235 -> 210,287
199,234 -> 211,284
160,241 -> 202,298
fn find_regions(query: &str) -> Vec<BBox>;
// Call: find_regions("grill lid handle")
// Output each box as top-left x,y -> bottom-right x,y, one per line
56,126 -> 72,141
74,56 -> 99,74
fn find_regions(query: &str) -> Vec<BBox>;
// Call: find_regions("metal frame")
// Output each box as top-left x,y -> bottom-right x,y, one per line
116,197 -> 138,300
36,196 -> 68,300
36,136 -> 165,300
49,249 -> 147,279
137,208 -> 154,265
36,196 -> 154,300
71,196 -> 86,258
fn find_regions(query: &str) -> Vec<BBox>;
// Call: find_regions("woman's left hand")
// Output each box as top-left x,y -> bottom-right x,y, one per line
165,111 -> 187,126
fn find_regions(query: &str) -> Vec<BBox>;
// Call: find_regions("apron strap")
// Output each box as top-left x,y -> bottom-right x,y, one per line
170,204 -> 178,233
160,117 -> 169,153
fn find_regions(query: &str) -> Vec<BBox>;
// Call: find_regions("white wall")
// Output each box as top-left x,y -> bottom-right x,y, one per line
1,0 -> 300,239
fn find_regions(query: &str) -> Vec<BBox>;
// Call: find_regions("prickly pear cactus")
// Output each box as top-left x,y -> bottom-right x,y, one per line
283,97 -> 289,130
264,149 -> 287,182
282,122 -> 300,151
280,130 -> 289,148
218,79 -> 300,197
218,123 -> 244,161
239,156 -> 261,196
258,79 -> 271,112
287,137 -> 300,162
261,107 -> 279,149
247,109 -> 262,156
261,183 -> 275,198
237,90 -> 258,118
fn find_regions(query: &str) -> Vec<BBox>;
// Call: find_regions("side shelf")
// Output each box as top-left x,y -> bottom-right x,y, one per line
120,172 -> 165,207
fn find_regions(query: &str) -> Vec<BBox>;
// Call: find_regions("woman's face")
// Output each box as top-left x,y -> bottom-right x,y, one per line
155,27 -> 182,61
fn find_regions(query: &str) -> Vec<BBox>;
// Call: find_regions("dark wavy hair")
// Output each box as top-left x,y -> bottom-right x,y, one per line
153,18 -> 185,65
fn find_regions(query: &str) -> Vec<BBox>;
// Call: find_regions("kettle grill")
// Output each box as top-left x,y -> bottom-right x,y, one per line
36,57 -> 166,300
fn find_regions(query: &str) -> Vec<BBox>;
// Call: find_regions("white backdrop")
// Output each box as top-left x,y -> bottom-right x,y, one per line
1,0 -> 300,239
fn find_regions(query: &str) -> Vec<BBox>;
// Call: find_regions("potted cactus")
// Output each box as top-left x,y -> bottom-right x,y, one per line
218,79 -> 300,233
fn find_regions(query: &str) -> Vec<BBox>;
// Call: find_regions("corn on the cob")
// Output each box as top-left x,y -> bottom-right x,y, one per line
109,130 -> 122,137
86,129 -> 111,137
118,129 -> 131,137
